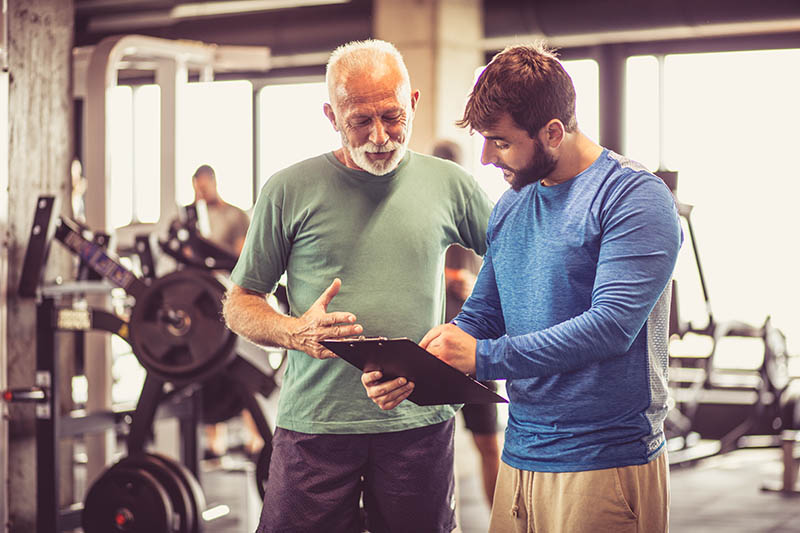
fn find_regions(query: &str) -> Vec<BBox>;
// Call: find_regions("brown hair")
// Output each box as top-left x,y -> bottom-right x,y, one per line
458,42 -> 578,137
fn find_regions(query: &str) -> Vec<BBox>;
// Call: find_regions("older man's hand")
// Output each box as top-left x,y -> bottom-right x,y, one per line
419,323 -> 477,375
362,371 -> 414,410
290,278 -> 362,359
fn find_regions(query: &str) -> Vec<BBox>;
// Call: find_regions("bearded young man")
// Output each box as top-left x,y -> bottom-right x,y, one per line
223,39 -> 492,533
365,43 -> 682,533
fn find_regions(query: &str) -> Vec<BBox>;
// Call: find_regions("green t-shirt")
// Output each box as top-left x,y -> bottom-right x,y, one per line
231,151 -> 492,434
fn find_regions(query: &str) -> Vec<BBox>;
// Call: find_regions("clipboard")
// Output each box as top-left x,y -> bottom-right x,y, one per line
320,337 -> 508,406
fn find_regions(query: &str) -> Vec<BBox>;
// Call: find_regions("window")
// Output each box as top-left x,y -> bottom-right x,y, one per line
257,81 -> 340,189
177,79 -> 254,210
625,55 -> 660,171
627,48 -> 800,352
133,85 -> 161,223
107,85 -> 161,227
109,86 -> 134,228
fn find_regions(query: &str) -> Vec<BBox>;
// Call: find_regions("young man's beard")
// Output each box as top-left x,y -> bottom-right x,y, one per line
506,137 -> 558,191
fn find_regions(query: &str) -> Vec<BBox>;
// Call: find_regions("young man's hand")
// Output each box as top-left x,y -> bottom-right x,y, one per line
420,323 -> 477,375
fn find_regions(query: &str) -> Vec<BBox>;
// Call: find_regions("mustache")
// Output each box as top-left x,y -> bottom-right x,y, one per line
362,140 -> 400,153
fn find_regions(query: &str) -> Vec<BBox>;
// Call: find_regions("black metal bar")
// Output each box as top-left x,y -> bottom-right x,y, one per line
242,391 -> 272,450
36,297 -> 58,533
58,504 -> 83,531
59,409 -> 131,439
134,234 -> 157,280
89,310 -> 129,340
53,306 -> 129,342
179,389 -> 201,478
53,216 -> 148,299
77,232 -> 109,282
126,374 -> 165,454
684,213 -> 714,325
227,354 -> 278,398
19,196 -> 58,297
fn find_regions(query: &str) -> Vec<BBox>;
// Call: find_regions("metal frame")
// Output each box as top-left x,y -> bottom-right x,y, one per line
33,297 -> 202,532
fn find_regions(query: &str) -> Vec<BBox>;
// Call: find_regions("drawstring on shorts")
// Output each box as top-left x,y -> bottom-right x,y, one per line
510,467 -> 522,518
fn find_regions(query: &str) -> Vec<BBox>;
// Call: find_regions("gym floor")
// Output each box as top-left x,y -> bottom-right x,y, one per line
198,411 -> 800,533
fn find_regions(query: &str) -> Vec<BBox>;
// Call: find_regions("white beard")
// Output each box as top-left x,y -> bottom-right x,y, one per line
341,120 -> 413,176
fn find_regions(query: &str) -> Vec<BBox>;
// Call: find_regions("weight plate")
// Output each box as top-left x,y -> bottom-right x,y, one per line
83,466 -> 176,533
112,454 -> 196,533
129,270 -> 237,383
202,373 -> 246,425
148,453 -> 207,533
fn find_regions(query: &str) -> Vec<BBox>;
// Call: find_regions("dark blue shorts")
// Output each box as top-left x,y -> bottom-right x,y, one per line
256,418 -> 456,533
460,380 -> 499,435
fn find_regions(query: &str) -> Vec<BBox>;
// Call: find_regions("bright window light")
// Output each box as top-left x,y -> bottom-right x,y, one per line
661,48 -> 800,352
258,81 -> 339,189
625,55 -> 660,170
109,85 -> 134,228
470,59 -> 599,203
177,79 -> 254,210
133,85 -> 161,223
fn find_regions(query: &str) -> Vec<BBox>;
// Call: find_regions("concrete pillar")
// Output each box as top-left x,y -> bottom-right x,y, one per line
373,0 -> 483,165
5,1 -> 75,531
597,44 -> 626,154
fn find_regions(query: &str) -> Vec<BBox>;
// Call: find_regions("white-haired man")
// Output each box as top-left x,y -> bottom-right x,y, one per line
223,39 -> 492,532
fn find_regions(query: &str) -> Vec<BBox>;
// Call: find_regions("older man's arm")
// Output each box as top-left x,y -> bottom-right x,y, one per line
223,278 -> 363,360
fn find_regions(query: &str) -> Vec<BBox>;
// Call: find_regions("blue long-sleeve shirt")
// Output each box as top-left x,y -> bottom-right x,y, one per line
455,149 -> 682,472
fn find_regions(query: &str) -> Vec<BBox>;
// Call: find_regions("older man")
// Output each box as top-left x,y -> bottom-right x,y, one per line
223,40 -> 491,533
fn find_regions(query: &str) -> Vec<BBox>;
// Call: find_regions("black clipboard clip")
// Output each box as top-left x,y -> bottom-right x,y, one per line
320,337 -> 507,406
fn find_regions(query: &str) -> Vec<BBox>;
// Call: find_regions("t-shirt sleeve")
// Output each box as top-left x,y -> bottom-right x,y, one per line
476,175 -> 682,380
455,178 -> 493,257
230,182 -> 289,294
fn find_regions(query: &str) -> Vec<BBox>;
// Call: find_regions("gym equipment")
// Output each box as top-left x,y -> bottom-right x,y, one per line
129,269 -> 237,384
656,171 -> 799,463
8,195 -> 283,531
83,453 -> 207,533
761,429 -> 800,495
160,202 -> 239,272
83,465 -> 177,533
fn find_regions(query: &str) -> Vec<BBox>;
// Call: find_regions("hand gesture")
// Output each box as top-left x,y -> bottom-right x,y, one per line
361,371 -> 414,410
290,278 -> 362,359
419,323 -> 477,375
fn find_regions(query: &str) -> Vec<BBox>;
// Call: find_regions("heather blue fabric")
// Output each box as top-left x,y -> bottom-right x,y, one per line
455,149 -> 682,472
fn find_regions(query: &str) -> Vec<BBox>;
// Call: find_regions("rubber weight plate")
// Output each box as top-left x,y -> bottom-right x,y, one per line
111,454 -> 197,533
82,466 -> 177,533
201,372 -> 246,425
129,270 -> 236,383
148,453 -> 208,533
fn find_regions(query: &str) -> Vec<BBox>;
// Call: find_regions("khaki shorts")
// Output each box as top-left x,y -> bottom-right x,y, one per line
489,452 -> 669,533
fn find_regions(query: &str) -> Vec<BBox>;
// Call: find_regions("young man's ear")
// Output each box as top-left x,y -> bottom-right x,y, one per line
541,119 -> 566,148
323,103 -> 339,131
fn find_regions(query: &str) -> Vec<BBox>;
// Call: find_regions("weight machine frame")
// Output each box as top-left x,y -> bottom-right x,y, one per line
14,195 -> 279,531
